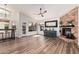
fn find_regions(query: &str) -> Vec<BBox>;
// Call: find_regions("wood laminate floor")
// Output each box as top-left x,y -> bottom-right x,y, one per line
0,35 -> 79,54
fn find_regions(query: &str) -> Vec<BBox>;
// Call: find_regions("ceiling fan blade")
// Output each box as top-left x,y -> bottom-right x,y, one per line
43,10 -> 47,14
37,13 -> 41,15
44,10 -> 47,13
41,14 -> 44,17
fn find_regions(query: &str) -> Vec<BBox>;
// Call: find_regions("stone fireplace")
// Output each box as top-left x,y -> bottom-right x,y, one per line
59,7 -> 78,44
61,27 -> 76,39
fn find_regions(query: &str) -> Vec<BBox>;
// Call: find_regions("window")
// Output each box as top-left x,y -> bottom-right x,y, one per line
0,8 -> 11,18
29,22 -> 37,31
22,22 -> 26,34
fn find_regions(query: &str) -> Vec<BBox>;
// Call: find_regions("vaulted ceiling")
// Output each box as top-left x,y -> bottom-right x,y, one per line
9,4 -> 78,21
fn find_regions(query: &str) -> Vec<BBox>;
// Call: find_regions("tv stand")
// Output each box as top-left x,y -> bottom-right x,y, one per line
44,30 -> 57,37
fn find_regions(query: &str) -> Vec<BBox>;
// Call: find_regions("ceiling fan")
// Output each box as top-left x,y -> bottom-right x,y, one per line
37,8 -> 47,17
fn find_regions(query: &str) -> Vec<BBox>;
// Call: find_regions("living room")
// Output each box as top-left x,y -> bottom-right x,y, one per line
0,4 -> 79,54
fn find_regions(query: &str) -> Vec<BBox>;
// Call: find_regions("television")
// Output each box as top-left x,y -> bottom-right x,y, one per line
45,20 -> 57,27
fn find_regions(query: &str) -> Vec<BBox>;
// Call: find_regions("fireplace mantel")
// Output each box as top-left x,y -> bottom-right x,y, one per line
60,25 -> 74,27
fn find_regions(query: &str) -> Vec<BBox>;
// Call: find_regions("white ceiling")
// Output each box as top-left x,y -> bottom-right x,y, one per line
9,4 -> 78,21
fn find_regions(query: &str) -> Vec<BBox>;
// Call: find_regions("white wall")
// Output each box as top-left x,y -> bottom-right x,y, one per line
19,12 -> 37,37
37,23 -> 44,35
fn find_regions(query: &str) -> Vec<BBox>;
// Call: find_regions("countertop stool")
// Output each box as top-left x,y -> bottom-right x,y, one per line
0,32 -> 4,40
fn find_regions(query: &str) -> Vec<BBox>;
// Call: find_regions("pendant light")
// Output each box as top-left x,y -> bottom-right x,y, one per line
4,4 -> 7,19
